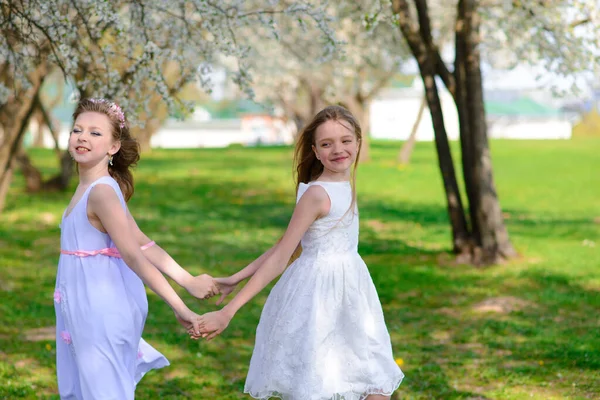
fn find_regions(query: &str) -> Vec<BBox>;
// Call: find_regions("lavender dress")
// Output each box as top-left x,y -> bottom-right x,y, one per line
54,176 -> 168,399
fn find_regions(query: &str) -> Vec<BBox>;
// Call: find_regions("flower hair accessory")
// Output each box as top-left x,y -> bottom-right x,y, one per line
89,98 -> 126,129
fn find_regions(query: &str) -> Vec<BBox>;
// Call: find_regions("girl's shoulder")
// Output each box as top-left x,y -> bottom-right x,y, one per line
302,181 -> 350,198
297,182 -> 329,203
91,175 -> 119,187
88,176 -> 126,205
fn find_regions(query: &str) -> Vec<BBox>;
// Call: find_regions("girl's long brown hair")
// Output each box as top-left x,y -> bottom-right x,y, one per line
287,105 -> 363,264
72,98 -> 140,201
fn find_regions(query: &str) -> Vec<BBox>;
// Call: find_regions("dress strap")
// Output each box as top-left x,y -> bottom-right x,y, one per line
61,241 -> 156,258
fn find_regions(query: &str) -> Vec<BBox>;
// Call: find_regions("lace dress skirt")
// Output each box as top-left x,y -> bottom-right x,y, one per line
244,250 -> 404,400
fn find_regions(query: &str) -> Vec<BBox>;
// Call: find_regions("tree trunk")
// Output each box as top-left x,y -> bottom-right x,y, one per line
136,129 -> 154,153
41,96 -> 75,191
11,89 -> 74,194
456,0 -> 517,263
398,94 -> 426,164
32,111 -> 46,147
0,165 -> 13,212
42,151 -> 74,191
0,63 -> 48,212
392,0 -> 471,255
356,101 -> 371,163
419,69 -> 472,255
133,118 -> 163,153
16,150 -> 43,192
344,97 -> 371,162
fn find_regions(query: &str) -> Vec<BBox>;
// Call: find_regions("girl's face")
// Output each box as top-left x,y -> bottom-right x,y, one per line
69,112 -> 120,168
312,119 -> 359,178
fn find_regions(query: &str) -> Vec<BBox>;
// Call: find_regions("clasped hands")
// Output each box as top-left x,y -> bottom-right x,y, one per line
179,274 -> 238,341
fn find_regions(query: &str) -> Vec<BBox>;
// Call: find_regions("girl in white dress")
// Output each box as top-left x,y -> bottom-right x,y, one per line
199,105 -> 404,399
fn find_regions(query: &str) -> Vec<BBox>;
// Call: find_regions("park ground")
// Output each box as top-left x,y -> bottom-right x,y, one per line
1,138 -> 598,399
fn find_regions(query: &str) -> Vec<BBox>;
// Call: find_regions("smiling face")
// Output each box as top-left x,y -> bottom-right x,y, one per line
69,111 -> 120,169
311,119 -> 359,179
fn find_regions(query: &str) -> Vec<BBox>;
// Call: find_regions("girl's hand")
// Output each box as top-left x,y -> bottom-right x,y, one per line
214,276 -> 238,305
194,310 -> 232,341
184,274 -> 220,300
175,308 -> 201,338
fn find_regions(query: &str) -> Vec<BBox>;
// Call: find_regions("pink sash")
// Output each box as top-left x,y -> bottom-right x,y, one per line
61,241 -> 156,258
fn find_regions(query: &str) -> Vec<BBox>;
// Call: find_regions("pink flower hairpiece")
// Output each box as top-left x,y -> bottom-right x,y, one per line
89,98 -> 126,129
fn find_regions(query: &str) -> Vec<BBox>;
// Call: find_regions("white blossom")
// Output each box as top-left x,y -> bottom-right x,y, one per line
0,0 -> 338,121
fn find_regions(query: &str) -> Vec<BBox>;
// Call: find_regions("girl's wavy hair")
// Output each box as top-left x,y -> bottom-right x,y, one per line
72,98 -> 140,201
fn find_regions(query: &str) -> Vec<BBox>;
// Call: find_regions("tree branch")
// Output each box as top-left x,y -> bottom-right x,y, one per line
435,49 -> 455,97
36,94 -> 61,154
391,0 -> 427,63
364,69 -> 397,102
414,0 -> 433,47
414,0 -> 456,96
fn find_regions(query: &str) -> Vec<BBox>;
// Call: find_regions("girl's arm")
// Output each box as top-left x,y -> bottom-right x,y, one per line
126,211 -> 219,300
89,185 -> 201,333
197,185 -> 330,340
212,245 -> 276,305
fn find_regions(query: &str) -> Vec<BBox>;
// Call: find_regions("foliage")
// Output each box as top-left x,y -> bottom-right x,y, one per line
241,1 -> 409,126
0,0 -> 338,119
480,0 -> 599,92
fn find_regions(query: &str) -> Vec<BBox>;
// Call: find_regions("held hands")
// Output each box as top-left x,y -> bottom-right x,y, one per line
184,274 -> 220,300
188,310 -> 232,341
183,275 -> 239,341
175,308 -> 202,336
214,276 -> 238,305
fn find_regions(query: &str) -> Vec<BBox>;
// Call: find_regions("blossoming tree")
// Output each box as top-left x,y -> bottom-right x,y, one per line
389,0 -> 599,264
0,0 -> 337,211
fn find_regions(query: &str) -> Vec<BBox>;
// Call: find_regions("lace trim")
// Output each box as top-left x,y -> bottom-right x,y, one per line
246,375 -> 404,400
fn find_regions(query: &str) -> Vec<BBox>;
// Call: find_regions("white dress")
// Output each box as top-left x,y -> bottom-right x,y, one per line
245,181 -> 404,400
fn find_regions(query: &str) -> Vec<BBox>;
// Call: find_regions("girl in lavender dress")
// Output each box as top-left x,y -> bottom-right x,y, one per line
54,98 -> 217,399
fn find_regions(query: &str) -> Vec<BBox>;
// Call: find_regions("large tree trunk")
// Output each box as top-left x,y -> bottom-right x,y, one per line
392,0 -> 516,265
0,63 -> 48,212
419,70 -> 471,255
16,150 -> 43,192
393,0 -> 471,255
398,94 -> 426,164
43,151 -> 74,191
16,150 -> 73,192
133,118 -> 163,153
456,0 -> 516,263
13,91 -> 74,193
135,127 -> 153,153
280,79 -> 326,136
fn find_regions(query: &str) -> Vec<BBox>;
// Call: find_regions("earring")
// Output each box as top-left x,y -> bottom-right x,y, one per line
108,155 -> 113,166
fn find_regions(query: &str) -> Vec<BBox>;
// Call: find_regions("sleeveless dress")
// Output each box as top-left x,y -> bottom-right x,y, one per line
245,181 -> 404,400
54,176 -> 168,399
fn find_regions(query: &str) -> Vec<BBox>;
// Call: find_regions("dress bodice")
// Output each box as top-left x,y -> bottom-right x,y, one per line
297,181 -> 358,257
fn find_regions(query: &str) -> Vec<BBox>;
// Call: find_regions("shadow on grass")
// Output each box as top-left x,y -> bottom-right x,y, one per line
1,146 -> 599,399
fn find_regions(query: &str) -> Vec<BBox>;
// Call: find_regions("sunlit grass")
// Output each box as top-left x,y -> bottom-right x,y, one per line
1,138 -> 599,399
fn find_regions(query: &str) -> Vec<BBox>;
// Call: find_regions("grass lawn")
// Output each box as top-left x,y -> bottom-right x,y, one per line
0,138 -> 598,399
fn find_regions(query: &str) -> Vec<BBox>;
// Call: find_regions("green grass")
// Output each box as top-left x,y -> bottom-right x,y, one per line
1,138 -> 599,399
